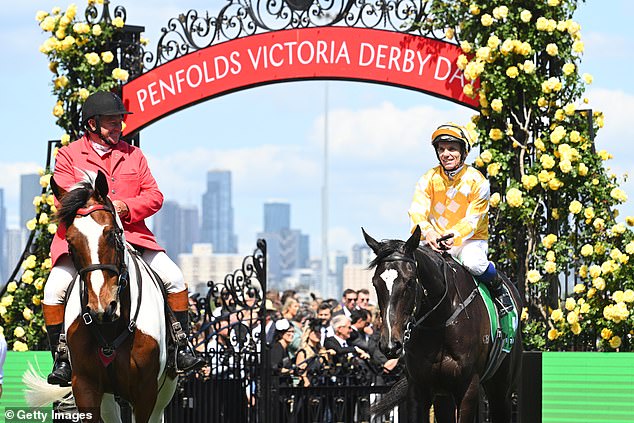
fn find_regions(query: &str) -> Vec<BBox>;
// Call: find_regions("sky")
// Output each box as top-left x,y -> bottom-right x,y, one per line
1,0 -> 633,258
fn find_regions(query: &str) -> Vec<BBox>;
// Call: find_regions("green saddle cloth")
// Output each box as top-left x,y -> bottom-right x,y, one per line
477,283 -> 518,353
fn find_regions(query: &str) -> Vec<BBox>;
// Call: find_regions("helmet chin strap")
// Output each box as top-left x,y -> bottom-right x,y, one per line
88,116 -> 118,146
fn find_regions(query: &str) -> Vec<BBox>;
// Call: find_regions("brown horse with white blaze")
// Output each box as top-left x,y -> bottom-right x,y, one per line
363,226 -> 522,423
25,171 -> 177,423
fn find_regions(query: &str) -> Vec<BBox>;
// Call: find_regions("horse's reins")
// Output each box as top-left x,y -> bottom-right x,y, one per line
383,238 -> 477,346
73,204 -> 142,367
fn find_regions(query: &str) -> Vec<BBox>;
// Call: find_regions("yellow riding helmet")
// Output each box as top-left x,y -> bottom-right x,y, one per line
431,123 -> 473,157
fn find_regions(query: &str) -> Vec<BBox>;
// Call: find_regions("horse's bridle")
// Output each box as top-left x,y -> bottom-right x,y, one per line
71,204 -> 140,360
380,251 -> 451,346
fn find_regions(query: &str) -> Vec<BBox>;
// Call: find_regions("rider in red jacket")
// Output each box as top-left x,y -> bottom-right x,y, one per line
43,91 -> 203,386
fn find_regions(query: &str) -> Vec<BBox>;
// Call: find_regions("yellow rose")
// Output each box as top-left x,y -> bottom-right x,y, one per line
572,40 -> 584,53
610,188 -> 627,202
489,128 -> 504,141
526,269 -> 541,284
548,178 -> 563,191
23,307 -> 34,321
32,295 -> 42,306
85,52 -> 100,66
583,73 -> 593,84
48,223 -> 58,234
492,6 -> 508,20
573,284 -> 586,294
564,298 -> 576,311
592,277 -> 605,290
463,84 -> 475,97
112,68 -> 130,82
481,14 -> 493,27
490,99 -> 503,113
23,254 -> 37,269
587,287 -> 596,298
578,163 -> 588,176
544,261 -> 557,274
520,10 -> 532,22
506,66 -> 519,78
523,60 -> 536,74
112,17 -> 125,28
580,244 -> 593,257
593,218 -> 605,231
445,28 -> 455,40
53,101 -> 64,118
546,43 -> 559,56
487,35 -> 501,50
584,207 -> 595,220
6,282 -> 17,293
12,340 -> 28,352
22,270 -> 34,284
559,160 -> 572,174
460,41 -> 472,53
542,234 -> 557,249
38,213 -> 49,225
521,174 -> 538,190
548,0 -> 561,6
547,328 -> 559,340
487,163 -> 501,177
506,187 -> 523,208
490,192 -> 501,208
469,4 -> 480,15
34,278 -> 45,291
609,336 -> 622,349
521,307 -> 528,321
92,24 -> 102,36
14,326 -> 26,338
101,51 -> 114,64
601,328 -> 613,340
550,308 -> 564,322
612,290 -> 625,303
550,126 -> 566,143
540,155 -> 555,169
569,200 -> 582,215
562,63 -> 575,75
457,55 -> 469,70
474,157 -> 484,168
35,10 -> 49,22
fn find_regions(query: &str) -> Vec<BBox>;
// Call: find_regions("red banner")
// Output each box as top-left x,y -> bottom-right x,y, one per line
121,27 -> 477,135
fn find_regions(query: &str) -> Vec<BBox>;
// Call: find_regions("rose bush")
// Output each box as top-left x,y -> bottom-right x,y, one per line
427,0 -> 633,351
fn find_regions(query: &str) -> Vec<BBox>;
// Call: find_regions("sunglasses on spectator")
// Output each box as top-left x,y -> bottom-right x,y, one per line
345,297 -> 357,302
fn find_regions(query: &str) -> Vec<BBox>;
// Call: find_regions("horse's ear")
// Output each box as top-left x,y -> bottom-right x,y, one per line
362,227 -> 381,254
404,226 -> 422,254
50,176 -> 66,201
95,170 -> 109,200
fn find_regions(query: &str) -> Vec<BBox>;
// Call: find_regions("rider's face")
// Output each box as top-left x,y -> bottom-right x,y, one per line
436,141 -> 462,171
90,115 -> 123,145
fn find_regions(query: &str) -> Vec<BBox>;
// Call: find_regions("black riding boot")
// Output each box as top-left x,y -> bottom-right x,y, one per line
173,311 -> 205,372
46,324 -> 72,386
487,272 -> 513,316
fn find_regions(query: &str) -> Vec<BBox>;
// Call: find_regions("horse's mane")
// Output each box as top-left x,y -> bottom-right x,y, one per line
56,180 -> 97,228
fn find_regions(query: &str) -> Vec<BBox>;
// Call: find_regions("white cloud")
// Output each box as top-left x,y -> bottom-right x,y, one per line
309,102 -> 473,162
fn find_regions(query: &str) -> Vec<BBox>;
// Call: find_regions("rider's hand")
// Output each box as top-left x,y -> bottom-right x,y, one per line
112,200 -> 129,218
439,234 -> 455,250
425,230 -> 442,251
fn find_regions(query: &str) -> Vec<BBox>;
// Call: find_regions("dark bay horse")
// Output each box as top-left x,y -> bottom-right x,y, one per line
25,171 -> 177,423
363,226 -> 522,423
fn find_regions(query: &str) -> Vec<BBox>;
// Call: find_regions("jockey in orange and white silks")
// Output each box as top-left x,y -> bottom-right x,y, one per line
408,123 -> 511,312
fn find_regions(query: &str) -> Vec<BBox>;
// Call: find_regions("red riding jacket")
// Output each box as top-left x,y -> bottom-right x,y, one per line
50,135 -> 164,266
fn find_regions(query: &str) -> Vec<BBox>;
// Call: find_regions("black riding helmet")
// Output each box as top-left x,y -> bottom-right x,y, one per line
82,91 -> 132,145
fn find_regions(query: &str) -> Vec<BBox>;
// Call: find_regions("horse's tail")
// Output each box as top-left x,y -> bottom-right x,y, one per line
371,375 -> 409,417
23,363 -> 73,407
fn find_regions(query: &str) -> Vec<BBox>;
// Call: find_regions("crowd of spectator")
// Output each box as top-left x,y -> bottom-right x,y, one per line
190,287 -> 402,388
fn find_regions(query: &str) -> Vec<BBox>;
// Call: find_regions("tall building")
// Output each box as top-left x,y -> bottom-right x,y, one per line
0,189 -> 5,280
5,228 -> 23,282
264,202 -> 290,232
20,174 -> 41,238
154,201 -> 200,261
258,201 -> 309,289
201,170 -> 237,253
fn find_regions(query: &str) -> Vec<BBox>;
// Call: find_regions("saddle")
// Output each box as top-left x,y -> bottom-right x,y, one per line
476,279 -> 519,382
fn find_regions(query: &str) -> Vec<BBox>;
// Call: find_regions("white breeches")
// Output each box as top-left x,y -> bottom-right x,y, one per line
448,239 -> 490,276
43,250 -> 186,305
